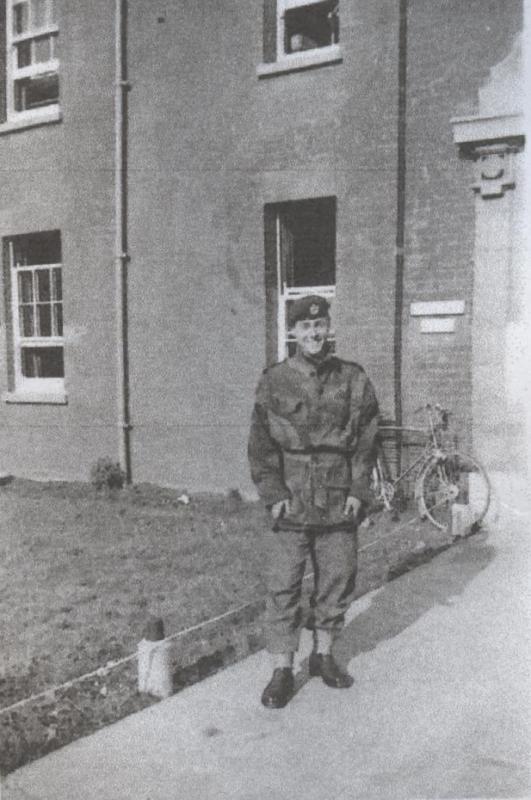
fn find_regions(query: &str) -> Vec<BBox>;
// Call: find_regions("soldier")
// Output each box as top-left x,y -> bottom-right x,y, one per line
248,294 -> 379,708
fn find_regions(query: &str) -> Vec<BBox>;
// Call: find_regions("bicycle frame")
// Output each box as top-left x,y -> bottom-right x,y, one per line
372,404 -> 490,533
376,405 -> 447,495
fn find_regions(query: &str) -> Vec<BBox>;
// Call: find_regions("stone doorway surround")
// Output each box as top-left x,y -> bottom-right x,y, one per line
451,34 -> 527,473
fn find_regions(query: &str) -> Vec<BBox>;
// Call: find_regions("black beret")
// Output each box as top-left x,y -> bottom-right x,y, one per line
289,295 -> 330,327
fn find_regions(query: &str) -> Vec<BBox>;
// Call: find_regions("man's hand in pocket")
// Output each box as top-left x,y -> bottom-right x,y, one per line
271,499 -> 291,521
343,495 -> 362,519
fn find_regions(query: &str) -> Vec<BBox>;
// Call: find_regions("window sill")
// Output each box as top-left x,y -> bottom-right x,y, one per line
2,390 -> 68,405
257,45 -> 342,78
0,107 -> 62,136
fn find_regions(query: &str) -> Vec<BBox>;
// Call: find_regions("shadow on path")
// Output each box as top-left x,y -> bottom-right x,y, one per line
336,533 -> 495,666
291,533 -> 496,696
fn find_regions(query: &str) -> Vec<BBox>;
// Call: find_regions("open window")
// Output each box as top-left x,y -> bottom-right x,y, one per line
261,0 -> 340,73
6,0 -> 59,121
4,230 -> 65,398
265,197 -> 336,361
282,0 -> 339,55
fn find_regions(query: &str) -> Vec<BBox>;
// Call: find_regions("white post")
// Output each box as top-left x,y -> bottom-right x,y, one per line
137,617 -> 173,699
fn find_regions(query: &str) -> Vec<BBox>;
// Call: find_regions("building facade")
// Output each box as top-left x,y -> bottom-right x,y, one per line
0,0 -> 526,492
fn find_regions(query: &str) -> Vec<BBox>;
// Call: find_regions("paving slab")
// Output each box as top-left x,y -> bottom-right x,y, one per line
3,477 -> 530,800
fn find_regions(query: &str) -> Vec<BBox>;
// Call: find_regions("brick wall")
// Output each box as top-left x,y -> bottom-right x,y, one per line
402,0 -> 523,450
125,0 -> 399,492
0,0 -> 118,481
0,0 -> 523,489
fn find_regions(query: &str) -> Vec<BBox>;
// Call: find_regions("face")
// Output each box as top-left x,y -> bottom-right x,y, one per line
292,316 -> 330,357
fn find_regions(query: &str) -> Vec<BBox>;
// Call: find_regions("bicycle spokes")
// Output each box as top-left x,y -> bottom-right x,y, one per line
417,452 -> 490,534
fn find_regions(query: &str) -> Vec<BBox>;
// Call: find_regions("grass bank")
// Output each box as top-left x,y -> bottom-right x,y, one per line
1,478 -> 454,715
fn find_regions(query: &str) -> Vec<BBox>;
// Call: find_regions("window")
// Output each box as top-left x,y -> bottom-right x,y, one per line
261,0 -> 340,72
282,0 -> 339,56
265,197 -> 336,361
5,231 -> 65,396
6,0 -> 59,120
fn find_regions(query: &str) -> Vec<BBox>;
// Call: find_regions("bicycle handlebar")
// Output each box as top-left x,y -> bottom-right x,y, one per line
412,402 -> 450,415
410,403 -> 451,431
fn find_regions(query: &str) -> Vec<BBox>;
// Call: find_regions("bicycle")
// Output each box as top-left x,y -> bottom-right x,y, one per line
370,404 -> 491,535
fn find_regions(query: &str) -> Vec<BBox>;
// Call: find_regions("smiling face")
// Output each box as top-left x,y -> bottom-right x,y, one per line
292,316 -> 330,358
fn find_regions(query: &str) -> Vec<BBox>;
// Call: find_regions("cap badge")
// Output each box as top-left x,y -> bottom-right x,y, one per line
309,303 -> 319,315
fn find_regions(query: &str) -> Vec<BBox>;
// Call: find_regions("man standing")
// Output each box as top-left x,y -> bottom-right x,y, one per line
248,295 -> 379,708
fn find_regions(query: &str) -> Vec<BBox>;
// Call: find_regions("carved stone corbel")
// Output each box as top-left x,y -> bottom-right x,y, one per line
470,143 -> 520,198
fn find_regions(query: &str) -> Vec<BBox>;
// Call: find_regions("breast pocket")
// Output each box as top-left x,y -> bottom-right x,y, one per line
267,397 -> 306,449
321,384 -> 352,427
271,395 -> 304,419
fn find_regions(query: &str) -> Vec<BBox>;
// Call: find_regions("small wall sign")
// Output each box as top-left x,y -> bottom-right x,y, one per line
420,317 -> 456,333
410,300 -> 465,317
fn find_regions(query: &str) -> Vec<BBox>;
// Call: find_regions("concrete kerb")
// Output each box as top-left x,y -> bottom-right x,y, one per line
0,503 -> 493,777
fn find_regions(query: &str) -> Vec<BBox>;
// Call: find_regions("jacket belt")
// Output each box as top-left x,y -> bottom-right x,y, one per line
282,446 -> 354,456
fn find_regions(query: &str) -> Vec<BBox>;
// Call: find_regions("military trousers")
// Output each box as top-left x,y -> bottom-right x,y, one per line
263,526 -> 358,654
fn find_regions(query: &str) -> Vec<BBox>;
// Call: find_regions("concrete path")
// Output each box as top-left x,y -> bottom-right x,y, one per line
3,478 -> 531,800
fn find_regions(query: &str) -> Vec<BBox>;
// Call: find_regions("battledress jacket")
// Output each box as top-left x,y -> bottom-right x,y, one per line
248,348 -> 379,531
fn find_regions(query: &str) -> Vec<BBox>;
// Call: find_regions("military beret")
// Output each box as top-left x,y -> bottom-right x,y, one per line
289,295 -> 330,327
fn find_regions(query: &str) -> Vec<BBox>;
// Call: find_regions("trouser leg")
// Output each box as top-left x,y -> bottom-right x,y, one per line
310,528 -> 358,638
263,529 -> 310,654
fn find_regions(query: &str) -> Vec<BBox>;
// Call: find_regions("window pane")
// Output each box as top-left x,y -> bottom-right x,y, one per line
30,0 -> 47,27
12,232 -> 61,266
16,40 -> 32,68
33,35 -> 52,63
13,2 -> 29,35
52,302 -> 63,336
284,0 -> 337,53
33,232 -> 60,265
36,268 -> 51,301
20,305 -> 34,336
48,0 -> 55,24
14,72 -> 59,111
280,198 -> 336,286
52,267 -> 62,300
18,270 -> 34,302
21,346 -> 64,378
36,303 -> 52,336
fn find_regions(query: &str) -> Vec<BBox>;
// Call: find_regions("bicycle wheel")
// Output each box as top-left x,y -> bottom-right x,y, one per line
417,451 -> 491,534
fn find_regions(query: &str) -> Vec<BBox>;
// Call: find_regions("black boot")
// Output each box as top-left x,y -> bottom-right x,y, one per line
261,668 -> 294,708
309,653 -> 353,688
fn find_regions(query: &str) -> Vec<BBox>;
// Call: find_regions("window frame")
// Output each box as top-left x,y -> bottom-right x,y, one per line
7,233 -> 65,397
258,0 -> 341,78
277,0 -> 339,62
6,0 -> 59,123
269,199 -> 337,361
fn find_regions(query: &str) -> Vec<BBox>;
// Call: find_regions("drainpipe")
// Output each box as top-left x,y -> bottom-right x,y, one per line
393,0 -> 408,471
115,0 -> 132,483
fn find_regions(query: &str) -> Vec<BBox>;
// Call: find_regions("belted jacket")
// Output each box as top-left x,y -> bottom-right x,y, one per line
248,347 -> 379,530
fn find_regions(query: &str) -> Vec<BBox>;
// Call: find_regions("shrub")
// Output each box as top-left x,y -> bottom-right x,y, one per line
90,458 -> 126,490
